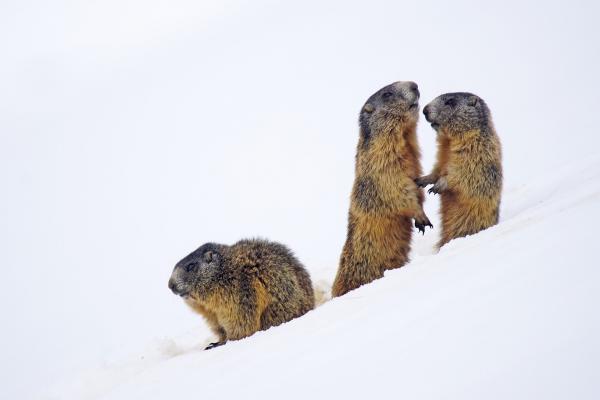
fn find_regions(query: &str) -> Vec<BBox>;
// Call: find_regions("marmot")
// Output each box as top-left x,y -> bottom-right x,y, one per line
332,81 -> 432,297
168,238 -> 315,349
417,92 -> 502,248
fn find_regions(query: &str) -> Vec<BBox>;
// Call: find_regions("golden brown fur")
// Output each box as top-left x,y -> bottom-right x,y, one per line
419,93 -> 502,248
332,81 -> 431,297
169,239 -> 315,348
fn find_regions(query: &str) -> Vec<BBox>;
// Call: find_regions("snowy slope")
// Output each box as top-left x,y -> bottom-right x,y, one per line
45,155 -> 600,400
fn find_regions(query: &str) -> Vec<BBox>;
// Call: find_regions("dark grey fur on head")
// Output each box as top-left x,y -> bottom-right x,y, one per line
168,242 -> 228,299
359,81 -> 420,147
423,92 -> 492,135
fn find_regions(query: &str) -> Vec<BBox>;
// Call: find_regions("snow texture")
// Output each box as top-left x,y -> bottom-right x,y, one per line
46,155 -> 600,400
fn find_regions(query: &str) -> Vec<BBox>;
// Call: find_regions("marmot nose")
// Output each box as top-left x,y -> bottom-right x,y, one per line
408,82 -> 419,99
423,105 -> 430,118
168,279 -> 178,294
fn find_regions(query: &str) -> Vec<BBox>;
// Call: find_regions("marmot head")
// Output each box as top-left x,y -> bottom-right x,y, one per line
359,81 -> 420,144
168,243 -> 226,301
423,92 -> 490,135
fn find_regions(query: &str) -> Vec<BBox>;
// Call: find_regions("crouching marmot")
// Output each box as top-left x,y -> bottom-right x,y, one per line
332,81 -> 432,298
417,92 -> 502,248
168,238 -> 315,349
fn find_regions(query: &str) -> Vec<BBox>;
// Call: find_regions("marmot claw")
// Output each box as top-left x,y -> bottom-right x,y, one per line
414,217 -> 433,234
428,178 -> 448,195
205,341 -> 226,350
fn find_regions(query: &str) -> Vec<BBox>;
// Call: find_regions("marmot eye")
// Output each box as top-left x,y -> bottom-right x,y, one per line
382,91 -> 393,100
185,262 -> 198,272
444,98 -> 456,107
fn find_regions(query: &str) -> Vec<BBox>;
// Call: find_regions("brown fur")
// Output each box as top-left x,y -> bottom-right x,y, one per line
419,93 -> 502,248
169,239 -> 315,348
332,81 -> 431,297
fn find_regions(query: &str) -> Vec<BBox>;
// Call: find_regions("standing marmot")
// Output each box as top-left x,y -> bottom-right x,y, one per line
168,238 -> 315,349
417,92 -> 502,248
332,81 -> 432,297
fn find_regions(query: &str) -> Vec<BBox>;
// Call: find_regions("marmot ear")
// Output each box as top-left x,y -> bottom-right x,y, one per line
363,103 -> 374,113
203,251 -> 217,263
467,96 -> 479,107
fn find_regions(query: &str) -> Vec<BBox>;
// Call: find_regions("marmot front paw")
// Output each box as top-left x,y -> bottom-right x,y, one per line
414,214 -> 433,234
428,177 -> 448,195
415,175 -> 435,188
205,341 -> 226,350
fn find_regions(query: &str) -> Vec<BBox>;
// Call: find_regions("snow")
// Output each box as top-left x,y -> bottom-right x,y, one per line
45,155 -> 600,400
1,0 -> 599,399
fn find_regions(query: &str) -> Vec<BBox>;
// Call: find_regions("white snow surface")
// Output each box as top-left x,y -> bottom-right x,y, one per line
1,1 -> 600,399
46,155 -> 600,400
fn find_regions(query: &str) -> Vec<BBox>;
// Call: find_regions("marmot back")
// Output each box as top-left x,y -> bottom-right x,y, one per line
332,81 -> 432,297
169,238 -> 315,349
418,92 -> 502,248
